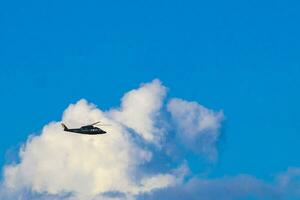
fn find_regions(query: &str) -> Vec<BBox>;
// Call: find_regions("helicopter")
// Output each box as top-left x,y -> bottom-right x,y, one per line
61,121 -> 108,135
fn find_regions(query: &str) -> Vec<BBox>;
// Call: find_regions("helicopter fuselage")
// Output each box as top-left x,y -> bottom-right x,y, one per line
64,125 -> 106,135
61,123 -> 107,135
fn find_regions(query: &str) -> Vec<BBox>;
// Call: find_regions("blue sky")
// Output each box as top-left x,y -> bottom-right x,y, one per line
1,0 -> 300,199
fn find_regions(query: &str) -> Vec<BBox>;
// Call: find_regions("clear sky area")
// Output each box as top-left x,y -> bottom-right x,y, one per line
0,0 -> 300,199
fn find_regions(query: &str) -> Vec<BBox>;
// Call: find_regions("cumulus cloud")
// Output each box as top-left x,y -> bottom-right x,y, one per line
0,80 -> 223,200
167,98 -> 224,161
109,79 -> 166,144
2,80 -> 182,200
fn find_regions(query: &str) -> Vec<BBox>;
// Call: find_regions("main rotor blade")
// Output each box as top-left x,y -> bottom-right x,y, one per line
98,124 -> 111,126
90,121 -> 101,126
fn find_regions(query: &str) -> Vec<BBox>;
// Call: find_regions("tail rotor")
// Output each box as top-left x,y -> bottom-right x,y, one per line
61,123 -> 68,131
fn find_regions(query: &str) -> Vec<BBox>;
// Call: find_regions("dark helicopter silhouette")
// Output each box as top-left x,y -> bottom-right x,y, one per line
61,121 -> 108,135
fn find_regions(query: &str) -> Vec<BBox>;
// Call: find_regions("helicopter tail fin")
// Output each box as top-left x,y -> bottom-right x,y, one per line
61,123 -> 68,131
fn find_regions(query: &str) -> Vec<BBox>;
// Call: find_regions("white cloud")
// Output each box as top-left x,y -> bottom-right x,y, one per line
3,81 -> 178,200
109,79 -> 166,144
167,98 -> 224,161
1,79 -> 227,200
